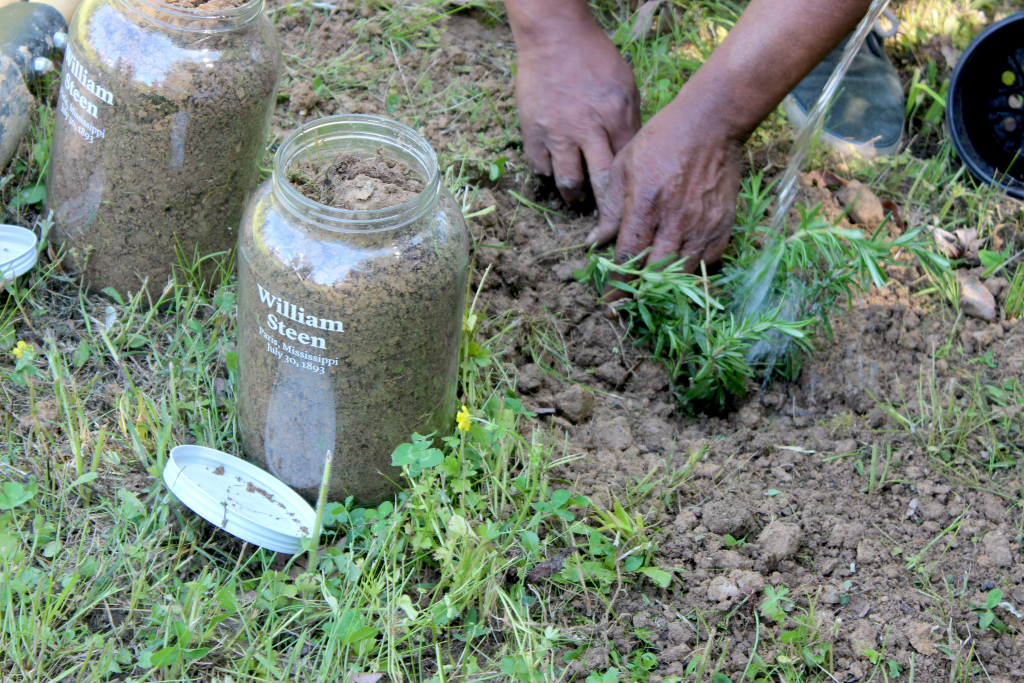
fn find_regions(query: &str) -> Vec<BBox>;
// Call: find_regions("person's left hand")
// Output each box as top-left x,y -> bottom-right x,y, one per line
586,86 -> 743,280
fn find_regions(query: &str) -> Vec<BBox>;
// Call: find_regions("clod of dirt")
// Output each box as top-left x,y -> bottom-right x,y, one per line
982,530 -> 1014,567
289,153 -> 424,210
163,0 -> 247,8
526,547 -> 578,583
835,180 -> 885,228
594,359 -> 629,387
958,275 -> 997,320
731,569 -> 764,594
702,499 -> 754,536
554,385 -> 594,424
288,81 -> 320,115
907,623 -> 940,655
213,465 -> 225,475
706,575 -> 739,602
757,520 -> 802,562
516,363 -> 544,393
591,415 -> 633,451
847,620 -> 879,658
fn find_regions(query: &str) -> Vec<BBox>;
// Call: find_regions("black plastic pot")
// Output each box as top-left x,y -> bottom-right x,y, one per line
947,11 -> 1024,199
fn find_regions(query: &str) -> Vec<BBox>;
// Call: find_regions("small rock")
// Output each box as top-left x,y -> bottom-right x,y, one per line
983,531 -> 1013,567
959,275 -> 997,321
731,570 -> 765,594
517,364 -> 545,393
971,328 -> 995,347
595,359 -> 629,386
706,576 -> 739,602
907,622 -> 938,655
703,500 -> 754,536
835,180 -> 885,228
758,521 -> 802,561
592,415 -> 633,450
554,385 -> 595,424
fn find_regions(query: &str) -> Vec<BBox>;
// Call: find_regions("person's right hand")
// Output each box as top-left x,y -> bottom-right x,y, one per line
512,14 -> 641,214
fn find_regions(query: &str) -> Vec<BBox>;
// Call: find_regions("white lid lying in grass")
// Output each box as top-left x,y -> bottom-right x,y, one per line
0,225 -> 38,280
163,445 -> 316,554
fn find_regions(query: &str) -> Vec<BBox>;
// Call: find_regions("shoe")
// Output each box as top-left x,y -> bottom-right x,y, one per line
783,13 -> 905,158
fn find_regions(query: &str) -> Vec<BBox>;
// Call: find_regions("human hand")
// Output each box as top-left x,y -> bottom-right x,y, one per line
585,87 -> 742,284
513,16 -> 641,212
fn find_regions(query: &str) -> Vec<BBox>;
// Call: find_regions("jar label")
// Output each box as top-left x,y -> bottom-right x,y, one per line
255,282 -> 342,373
57,43 -> 112,146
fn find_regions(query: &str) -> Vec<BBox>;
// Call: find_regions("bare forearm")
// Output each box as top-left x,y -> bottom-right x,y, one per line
673,0 -> 874,140
504,0 -> 598,48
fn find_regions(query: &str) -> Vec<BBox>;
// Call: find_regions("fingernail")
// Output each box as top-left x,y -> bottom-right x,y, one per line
585,230 -> 597,245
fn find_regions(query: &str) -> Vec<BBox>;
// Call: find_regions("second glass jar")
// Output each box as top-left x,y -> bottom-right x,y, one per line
236,115 -> 470,506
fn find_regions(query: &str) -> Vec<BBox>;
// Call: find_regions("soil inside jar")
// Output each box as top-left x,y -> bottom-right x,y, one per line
161,0 -> 247,9
237,153 -> 467,506
287,152 -> 424,210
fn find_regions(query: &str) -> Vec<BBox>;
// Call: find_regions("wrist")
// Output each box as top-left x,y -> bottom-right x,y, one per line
506,0 -> 600,50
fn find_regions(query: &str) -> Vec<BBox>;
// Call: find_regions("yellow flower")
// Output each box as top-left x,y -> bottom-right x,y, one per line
10,340 -> 31,360
456,405 -> 471,432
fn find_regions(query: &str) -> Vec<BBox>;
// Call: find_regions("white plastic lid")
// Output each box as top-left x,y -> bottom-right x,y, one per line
163,445 -> 317,554
0,224 -> 38,280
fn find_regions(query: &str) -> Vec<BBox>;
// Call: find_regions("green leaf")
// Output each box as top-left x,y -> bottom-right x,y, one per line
624,555 -> 643,572
985,588 -> 1004,610
979,610 -> 994,629
10,184 -> 45,210
639,566 -> 672,588
70,472 -> 99,488
765,489 -> 781,497
0,479 -> 36,509
101,287 -> 125,306
327,610 -> 379,645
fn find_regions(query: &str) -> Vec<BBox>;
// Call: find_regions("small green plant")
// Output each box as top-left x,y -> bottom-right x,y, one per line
863,647 -> 902,680
759,585 -> 795,624
578,197 -> 948,411
973,588 -> 1008,632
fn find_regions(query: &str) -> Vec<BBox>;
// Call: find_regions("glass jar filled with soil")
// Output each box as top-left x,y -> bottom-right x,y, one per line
236,115 -> 470,506
46,0 -> 281,298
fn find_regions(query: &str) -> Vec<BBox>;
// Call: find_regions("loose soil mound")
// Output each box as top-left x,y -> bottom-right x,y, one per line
288,153 -> 424,210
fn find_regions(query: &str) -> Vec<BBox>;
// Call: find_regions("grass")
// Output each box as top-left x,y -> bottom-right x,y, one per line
4,0 -> 1024,682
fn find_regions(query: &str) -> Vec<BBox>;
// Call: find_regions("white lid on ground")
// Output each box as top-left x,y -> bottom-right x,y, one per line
163,445 -> 317,554
0,225 -> 38,280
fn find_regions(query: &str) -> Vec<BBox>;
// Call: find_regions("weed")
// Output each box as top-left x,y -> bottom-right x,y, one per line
972,588 -> 1008,633
578,203 -> 947,410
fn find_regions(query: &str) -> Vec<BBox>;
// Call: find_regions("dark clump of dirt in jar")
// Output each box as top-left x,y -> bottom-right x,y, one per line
287,152 -> 424,210
237,150 -> 467,506
47,0 -> 279,299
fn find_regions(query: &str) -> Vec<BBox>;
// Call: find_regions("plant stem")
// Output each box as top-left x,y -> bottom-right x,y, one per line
307,449 -> 333,572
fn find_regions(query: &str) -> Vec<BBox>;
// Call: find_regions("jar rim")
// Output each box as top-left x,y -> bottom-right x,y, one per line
272,115 -> 442,233
118,0 -> 265,31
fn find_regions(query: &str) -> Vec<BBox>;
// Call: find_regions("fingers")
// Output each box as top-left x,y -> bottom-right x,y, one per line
550,143 -> 586,208
613,186 -> 658,265
586,159 -> 626,246
581,131 -> 615,218
523,133 -> 552,177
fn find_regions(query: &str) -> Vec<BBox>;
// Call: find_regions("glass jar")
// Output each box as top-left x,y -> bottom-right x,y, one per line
236,115 -> 470,506
46,0 -> 280,298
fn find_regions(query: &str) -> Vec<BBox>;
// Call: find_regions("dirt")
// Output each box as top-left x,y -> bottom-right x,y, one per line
236,145 -> 469,506
46,0 -> 280,299
265,6 -> 1024,680
213,465 -> 225,475
163,0 -> 248,9
288,152 -> 423,210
